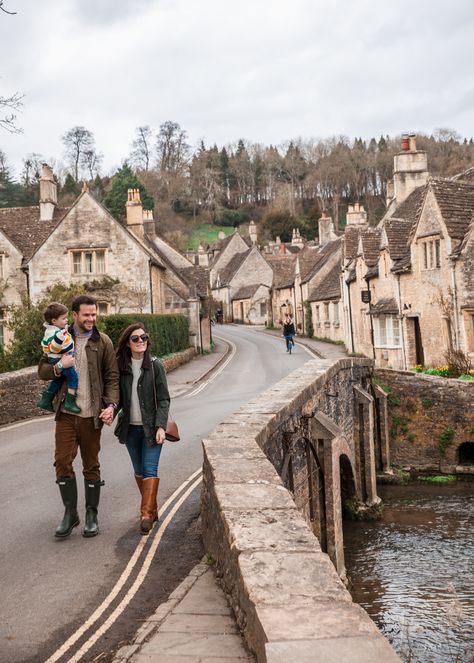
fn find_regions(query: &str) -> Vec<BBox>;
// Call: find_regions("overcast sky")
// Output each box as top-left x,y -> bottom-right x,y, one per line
1,0 -> 473,178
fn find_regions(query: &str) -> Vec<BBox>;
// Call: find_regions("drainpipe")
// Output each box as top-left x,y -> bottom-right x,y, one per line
149,260 -> 154,313
300,283 -> 305,334
396,274 -> 407,370
451,258 -> 460,350
293,286 -> 298,329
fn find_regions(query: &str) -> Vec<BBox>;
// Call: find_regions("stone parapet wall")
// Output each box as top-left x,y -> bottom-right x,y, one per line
202,358 -> 400,663
375,369 -> 474,472
0,348 -> 196,427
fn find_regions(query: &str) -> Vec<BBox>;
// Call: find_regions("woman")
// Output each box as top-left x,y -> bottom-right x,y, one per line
114,322 -> 170,534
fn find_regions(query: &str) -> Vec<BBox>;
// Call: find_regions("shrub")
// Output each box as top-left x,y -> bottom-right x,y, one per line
439,426 -> 455,456
102,313 -> 189,355
443,348 -> 472,378
304,301 -> 314,338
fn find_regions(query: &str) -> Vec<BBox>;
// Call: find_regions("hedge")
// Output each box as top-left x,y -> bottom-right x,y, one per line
102,314 -> 189,356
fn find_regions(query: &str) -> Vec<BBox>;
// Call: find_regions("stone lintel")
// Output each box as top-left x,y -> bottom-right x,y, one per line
310,411 -> 342,439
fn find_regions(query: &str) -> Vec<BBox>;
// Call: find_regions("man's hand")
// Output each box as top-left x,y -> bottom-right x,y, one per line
61,354 -> 75,369
156,427 -> 166,444
99,405 -> 114,426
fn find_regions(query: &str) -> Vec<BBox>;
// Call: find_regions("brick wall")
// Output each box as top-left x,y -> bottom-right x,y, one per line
376,368 -> 474,472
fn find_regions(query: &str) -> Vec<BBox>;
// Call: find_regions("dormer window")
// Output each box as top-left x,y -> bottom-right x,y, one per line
421,238 -> 441,270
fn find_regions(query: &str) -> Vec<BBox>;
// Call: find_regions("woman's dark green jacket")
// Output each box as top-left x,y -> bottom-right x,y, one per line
114,352 -> 170,447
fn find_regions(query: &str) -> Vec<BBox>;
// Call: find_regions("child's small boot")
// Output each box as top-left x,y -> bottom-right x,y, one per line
64,393 -> 81,414
37,390 -> 55,412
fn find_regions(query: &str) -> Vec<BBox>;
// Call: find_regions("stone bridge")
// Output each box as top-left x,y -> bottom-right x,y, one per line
202,357 -> 399,663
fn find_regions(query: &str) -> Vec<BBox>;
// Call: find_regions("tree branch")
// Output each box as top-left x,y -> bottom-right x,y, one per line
0,91 -> 24,133
0,1 -> 17,15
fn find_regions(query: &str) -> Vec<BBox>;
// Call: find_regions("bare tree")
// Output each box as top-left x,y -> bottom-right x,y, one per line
0,1 -> 17,15
83,148 -> 103,180
130,125 -> 153,171
0,90 -> 23,133
61,126 -> 96,181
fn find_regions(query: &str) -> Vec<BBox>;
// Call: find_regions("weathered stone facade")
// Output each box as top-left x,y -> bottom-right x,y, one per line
376,368 -> 474,473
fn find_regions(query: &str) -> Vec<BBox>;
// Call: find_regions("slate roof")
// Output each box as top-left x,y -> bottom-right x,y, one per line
265,255 -> 296,289
343,226 -> 361,264
180,265 -> 210,298
308,261 -> 341,302
451,166 -> 474,183
231,283 -> 261,301
153,236 -> 194,270
428,178 -> 474,243
0,205 -> 69,261
214,249 -> 251,287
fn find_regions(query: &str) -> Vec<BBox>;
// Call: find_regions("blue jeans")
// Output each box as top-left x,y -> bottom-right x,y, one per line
126,425 -> 163,478
284,335 -> 294,351
47,356 -> 79,393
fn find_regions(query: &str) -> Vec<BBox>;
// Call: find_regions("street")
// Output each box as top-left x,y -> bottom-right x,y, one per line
0,325 -> 314,663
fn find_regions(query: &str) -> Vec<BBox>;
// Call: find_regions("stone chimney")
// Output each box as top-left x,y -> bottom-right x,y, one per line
39,164 -> 57,221
143,209 -> 156,239
345,203 -> 368,227
318,211 -> 338,246
279,241 -> 286,254
249,220 -> 257,244
218,230 -> 226,240
291,228 -> 304,248
126,188 -> 144,239
393,133 -> 428,205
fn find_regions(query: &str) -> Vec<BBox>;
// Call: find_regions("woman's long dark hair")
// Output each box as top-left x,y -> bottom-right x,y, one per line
115,322 -> 152,372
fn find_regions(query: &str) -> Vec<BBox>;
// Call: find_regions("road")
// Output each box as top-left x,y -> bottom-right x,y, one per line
0,325 -> 314,663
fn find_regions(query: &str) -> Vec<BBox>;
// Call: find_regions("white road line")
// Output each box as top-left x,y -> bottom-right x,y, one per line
44,468 -> 203,663
0,415 -> 54,432
66,474 -> 203,663
182,334 -> 237,399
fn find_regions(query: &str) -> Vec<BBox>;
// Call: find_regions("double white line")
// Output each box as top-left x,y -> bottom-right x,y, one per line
45,469 -> 203,663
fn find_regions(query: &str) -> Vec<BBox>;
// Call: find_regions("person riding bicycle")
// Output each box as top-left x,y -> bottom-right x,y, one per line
282,314 -> 296,353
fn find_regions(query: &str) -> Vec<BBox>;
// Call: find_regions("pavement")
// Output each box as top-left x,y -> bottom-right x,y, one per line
113,327 -> 347,663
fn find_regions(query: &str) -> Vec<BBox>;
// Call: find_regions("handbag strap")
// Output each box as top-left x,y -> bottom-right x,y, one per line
151,359 -> 157,410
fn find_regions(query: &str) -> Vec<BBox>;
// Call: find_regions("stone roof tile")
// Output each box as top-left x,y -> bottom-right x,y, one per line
0,205 -> 69,260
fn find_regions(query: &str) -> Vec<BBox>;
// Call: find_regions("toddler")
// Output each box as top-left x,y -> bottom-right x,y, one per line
37,302 -> 81,413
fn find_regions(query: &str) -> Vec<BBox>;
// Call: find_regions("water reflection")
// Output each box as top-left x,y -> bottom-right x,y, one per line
343,482 -> 474,663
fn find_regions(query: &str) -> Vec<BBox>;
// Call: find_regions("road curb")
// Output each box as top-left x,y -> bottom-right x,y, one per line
189,336 -> 233,384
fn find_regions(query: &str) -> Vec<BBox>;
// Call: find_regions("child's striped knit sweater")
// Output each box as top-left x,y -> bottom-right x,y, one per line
41,323 -> 74,358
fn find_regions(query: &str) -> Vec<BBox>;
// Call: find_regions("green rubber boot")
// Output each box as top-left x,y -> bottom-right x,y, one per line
64,393 -> 81,414
55,478 -> 80,538
83,480 -> 102,538
37,390 -> 55,412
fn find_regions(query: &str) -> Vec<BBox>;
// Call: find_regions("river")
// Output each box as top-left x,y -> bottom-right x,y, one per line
343,481 -> 474,663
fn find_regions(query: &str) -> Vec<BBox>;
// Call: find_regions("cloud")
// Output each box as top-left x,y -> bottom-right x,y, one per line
1,0 -> 473,177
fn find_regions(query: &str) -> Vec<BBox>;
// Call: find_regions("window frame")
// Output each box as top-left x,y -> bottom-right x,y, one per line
70,249 -> 107,276
421,238 -> 441,270
373,314 -> 401,348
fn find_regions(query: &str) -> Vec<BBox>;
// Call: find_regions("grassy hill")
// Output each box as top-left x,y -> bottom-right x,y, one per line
187,224 -> 234,250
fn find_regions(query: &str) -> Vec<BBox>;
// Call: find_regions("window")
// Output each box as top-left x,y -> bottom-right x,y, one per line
373,315 -> 401,348
260,302 -> 266,316
71,250 -> 106,275
334,302 -> 339,323
324,303 -> 330,320
0,254 -> 4,279
421,238 -> 441,270
97,302 -> 109,316
315,305 -> 320,321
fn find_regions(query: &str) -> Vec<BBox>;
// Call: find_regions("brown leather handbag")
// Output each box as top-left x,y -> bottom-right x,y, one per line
151,359 -> 180,442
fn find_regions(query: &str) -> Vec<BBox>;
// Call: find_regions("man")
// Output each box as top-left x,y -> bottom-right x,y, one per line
38,295 -> 119,539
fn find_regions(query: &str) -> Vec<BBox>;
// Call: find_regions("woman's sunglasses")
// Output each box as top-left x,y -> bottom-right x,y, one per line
130,334 -> 149,343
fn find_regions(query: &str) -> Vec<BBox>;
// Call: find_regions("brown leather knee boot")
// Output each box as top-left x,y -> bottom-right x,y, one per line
140,477 -> 160,535
135,474 -> 158,523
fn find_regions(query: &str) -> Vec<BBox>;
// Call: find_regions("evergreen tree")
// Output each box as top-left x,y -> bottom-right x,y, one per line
103,163 -> 154,222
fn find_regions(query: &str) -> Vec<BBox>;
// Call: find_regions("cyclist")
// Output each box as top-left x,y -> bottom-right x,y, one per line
282,314 -> 296,353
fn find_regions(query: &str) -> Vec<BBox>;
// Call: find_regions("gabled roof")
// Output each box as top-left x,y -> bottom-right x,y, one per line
214,248 -> 251,287
0,205 -> 69,261
359,228 -> 382,267
308,261 -> 341,302
451,166 -> 474,183
153,236 -> 194,270
179,265 -> 210,298
265,255 -> 296,289
427,178 -> 474,242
